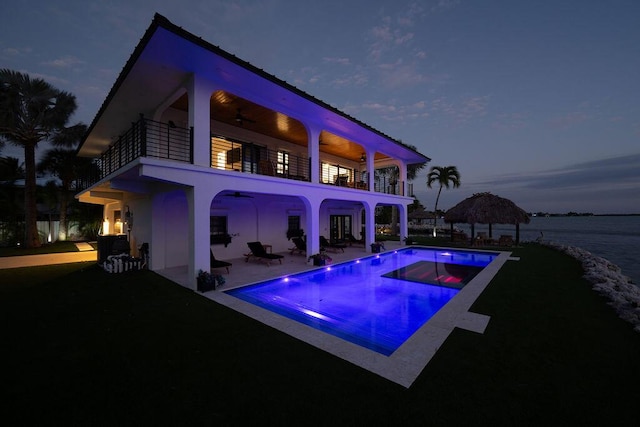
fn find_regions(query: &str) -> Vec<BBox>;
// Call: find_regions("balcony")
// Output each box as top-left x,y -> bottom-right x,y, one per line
77,117 -> 193,190
210,136 -> 310,182
77,117 -> 411,198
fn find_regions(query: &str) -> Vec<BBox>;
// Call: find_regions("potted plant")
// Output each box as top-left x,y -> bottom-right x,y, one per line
370,242 -> 385,253
197,269 -> 225,292
308,253 -> 332,266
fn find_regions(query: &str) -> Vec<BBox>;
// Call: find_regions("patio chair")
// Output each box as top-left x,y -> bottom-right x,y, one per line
334,174 -> 349,187
498,235 -> 514,247
246,241 -> 284,265
258,159 -> 275,176
210,249 -> 232,273
320,236 -> 346,253
346,233 -> 364,246
289,236 -> 307,255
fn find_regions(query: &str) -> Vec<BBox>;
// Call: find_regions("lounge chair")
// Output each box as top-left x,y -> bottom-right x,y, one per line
346,233 -> 364,246
289,236 -> 306,255
210,249 -> 231,273
320,236 -> 346,253
246,241 -> 284,265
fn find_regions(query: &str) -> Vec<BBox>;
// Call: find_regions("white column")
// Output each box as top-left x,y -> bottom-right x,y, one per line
186,186 -> 210,291
365,149 -> 375,192
149,194 -> 166,270
307,125 -> 322,183
398,203 -> 409,245
398,161 -> 408,196
302,197 -> 322,257
363,201 -> 376,252
187,74 -> 216,168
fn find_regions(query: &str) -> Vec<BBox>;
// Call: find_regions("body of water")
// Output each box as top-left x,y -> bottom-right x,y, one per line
453,215 -> 639,286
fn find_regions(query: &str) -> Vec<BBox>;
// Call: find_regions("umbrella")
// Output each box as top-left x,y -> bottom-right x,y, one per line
444,192 -> 530,245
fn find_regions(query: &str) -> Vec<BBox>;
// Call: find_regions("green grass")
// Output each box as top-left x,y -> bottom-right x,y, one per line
1,244 -> 639,425
0,240 -> 86,257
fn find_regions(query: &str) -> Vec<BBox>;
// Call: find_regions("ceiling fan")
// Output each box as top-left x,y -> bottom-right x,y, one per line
222,191 -> 253,198
235,108 -> 256,126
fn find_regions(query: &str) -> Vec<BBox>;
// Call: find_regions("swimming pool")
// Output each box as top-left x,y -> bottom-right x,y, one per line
225,247 -> 498,356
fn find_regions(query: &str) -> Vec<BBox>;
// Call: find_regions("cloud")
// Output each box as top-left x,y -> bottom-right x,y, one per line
549,111 -> 589,129
323,57 -> 351,65
2,46 -> 32,56
476,154 -> 640,191
427,95 -> 490,124
42,55 -> 85,69
376,59 -> 429,88
492,112 -> 528,130
345,98 -> 430,123
411,154 -> 640,213
431,0 -> 461,12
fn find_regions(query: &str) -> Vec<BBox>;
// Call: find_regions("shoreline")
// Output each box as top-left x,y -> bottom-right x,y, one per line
545,242 -> 640,332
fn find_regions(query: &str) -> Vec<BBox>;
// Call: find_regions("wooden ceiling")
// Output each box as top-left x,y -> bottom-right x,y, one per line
171,91 -> 384,162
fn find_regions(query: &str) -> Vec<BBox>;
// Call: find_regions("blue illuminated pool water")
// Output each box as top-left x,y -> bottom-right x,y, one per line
225,248 -> 497,355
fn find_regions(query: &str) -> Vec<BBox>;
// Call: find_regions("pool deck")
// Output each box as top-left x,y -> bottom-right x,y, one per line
191,242 -> 517,388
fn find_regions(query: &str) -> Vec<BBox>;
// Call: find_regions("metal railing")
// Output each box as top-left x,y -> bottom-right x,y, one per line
319,164 -> 368,190
210,137 -> 310,181
374,176 -> 405,196
77,117 -> 193,190
76,117 -> 412,198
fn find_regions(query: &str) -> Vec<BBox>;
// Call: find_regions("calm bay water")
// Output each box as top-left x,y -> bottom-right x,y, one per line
455,216 -> 640,286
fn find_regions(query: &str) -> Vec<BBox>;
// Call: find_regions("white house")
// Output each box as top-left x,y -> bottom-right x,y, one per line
76,14 -> 431,290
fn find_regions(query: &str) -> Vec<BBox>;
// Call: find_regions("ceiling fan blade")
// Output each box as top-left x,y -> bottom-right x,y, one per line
223,191 -> 253,198
235,108 -> 256,125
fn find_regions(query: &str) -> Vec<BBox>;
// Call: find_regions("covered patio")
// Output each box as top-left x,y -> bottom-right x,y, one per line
157,240 -> 404,289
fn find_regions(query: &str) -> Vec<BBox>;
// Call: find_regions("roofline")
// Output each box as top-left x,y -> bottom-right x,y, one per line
78,13 -> 430,162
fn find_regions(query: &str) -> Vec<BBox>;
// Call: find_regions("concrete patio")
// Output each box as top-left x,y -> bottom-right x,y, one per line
157,240 -> 403,289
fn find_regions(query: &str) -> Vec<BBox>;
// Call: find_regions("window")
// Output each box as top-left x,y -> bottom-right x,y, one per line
277,151 -> 289,175
286,215 -> 303,239
330,215 -> 351,242
288,215 -> 300,231
321,162 -> 353,185
210,216 -> 230,245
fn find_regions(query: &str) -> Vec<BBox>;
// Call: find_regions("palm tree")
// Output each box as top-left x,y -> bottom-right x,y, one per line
38,124 -> 87,241
0,156 -> 24,182
0,69 -> 79,247
426,165 -> 461,236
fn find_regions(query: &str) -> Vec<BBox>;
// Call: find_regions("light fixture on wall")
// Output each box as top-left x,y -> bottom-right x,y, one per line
360,153 -> 366,162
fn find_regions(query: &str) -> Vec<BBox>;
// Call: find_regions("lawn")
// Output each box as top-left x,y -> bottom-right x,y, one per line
1,244 -> 639,425
0,241 -> 89,257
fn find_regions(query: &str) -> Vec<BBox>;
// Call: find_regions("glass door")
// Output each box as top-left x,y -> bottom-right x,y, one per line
330,215 -> 351,242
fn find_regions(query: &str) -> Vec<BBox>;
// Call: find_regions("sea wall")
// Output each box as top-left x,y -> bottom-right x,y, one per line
546,242 -> 640,332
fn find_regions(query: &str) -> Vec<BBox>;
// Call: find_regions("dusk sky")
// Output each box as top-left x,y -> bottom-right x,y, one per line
1,0 -> 639,214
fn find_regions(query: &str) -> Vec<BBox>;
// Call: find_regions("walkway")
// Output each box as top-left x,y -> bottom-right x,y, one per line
0,242 -> 97,269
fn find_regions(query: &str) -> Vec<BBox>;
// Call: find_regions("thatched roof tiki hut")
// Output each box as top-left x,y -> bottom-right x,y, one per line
444,192 -> 531,245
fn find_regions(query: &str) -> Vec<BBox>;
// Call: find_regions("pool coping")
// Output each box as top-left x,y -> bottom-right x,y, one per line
205,247 -> 514,388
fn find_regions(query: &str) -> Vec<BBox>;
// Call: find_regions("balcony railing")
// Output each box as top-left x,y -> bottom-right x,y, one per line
320,164 -> 368,191
76,117 -> 412,198
210,137 -> 310,181
77,117 -> 193,189
374,176 -> 405,196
